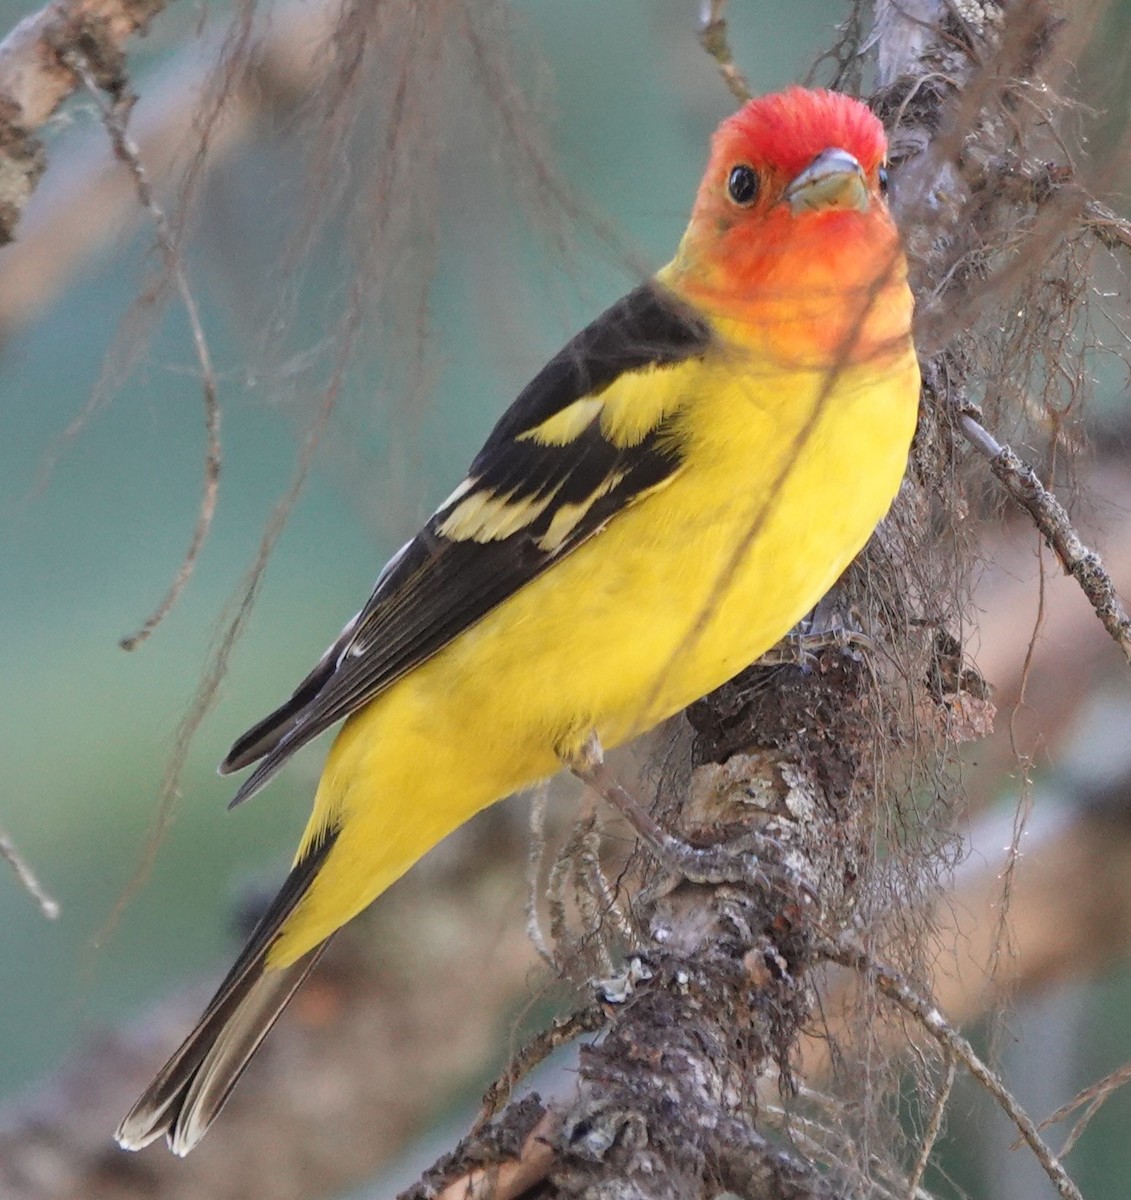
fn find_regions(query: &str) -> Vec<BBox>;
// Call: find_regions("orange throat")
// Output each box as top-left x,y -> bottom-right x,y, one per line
669,209 -> 915,372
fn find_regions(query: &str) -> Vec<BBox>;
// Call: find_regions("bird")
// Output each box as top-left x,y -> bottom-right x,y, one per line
116,86 -> 919,1155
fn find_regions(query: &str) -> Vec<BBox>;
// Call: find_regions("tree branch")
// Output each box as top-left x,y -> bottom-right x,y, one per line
0,0 -> 167,244
0,823 -> 59,919
826,939 -> 1082,1200
696,0 -> 752,104
958,411 -> 1131,665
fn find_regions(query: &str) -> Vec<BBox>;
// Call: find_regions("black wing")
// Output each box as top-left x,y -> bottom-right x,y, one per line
221,281 -> 712,806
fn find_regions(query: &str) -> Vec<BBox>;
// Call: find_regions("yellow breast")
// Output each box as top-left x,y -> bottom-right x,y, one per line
270,333 -> 919,965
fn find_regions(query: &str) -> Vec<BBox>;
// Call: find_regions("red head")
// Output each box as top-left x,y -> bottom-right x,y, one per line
666,88 -> 912,367
711,86 -> 888,182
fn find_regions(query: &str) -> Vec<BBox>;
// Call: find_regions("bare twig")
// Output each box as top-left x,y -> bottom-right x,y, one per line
1036,1058 -> 1131,1159
525,784 -> 556,968
1083,198 -> 1131,253
829,940 -> 1084,1200
67,53 -> 222,651
958,411 -> 1131,665
567,806 -> 615,976
906,1050 -> 954,1199
573,816 -> 636,950
697,0 -> 752,103
476,1006 -> 605,1128
93,331 -> 340,947
0,822 -> 59,918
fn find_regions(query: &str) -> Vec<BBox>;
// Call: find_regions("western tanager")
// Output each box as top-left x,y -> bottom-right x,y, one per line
117,86 -> 919,1155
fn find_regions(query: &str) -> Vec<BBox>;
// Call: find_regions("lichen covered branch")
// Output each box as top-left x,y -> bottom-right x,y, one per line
407,642 -> 898,1199
0,0 -> 166,243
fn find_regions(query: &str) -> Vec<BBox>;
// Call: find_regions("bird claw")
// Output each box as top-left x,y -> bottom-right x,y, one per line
561,733 -> 813,905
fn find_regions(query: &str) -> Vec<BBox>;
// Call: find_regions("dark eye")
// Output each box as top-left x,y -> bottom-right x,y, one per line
727,164 -> 760,206
878,167 -> 889,196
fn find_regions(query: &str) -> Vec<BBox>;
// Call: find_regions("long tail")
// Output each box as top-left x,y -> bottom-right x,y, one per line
115,830 -> 337,1156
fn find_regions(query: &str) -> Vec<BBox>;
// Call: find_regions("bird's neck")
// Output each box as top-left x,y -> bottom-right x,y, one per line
661,220 -> 915,372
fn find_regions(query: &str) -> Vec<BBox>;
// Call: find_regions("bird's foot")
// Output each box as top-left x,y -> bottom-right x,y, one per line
561,732 -> 799,893
757,596 -> 874,671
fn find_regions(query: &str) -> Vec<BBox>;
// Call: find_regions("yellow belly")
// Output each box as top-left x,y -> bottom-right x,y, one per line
269,349 -> 919,964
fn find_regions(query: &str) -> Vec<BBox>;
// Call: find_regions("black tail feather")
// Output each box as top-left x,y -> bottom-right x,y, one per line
115,829 -> 337,1154
219,660 -> 335,776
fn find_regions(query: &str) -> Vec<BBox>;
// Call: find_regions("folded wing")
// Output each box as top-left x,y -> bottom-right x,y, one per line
221,282 -> 712,806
